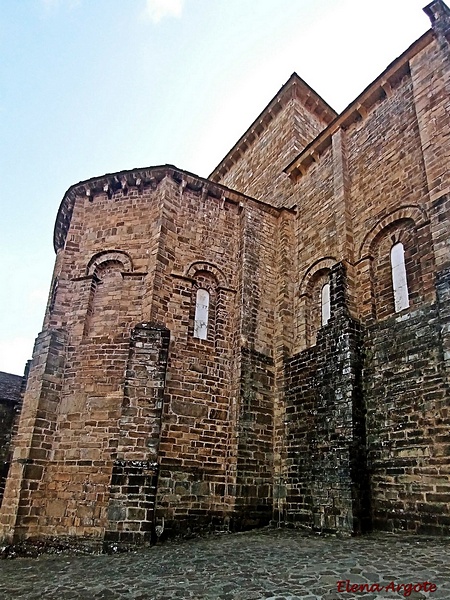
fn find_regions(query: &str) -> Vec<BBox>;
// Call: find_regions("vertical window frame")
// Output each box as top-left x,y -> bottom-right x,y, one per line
390,242 -> 410,313
321,282 -> 331,326
193,288 -> 210,340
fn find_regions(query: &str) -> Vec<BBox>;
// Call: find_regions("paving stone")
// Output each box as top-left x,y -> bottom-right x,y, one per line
0,529 -> 449,599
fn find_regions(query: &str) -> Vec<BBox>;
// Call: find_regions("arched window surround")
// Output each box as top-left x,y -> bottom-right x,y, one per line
300,262 -> 334,348
363,218 -> 424,321
189,270 -> 218,343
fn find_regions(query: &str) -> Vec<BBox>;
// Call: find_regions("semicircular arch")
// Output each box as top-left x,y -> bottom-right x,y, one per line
358,205 -> 428,260
299,257 -> 337,297
185,261 -> 227,287
86,250 -> 133,276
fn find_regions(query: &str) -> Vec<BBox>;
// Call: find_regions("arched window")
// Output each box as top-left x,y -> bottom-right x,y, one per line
390,242 -> 409,312
194,288 -> 209,339
321,282 -> 331,325
84,261 -> 123,338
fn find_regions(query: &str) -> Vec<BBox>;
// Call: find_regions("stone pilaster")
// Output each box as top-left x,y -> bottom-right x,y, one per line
104,323 -> 170,549
0,328 -> 67,543
284,263 -> 370,534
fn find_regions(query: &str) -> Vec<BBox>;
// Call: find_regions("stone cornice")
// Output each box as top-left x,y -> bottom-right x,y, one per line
53,164 -> 285,252
208,73 -> 337,183
284,29 -> 434,181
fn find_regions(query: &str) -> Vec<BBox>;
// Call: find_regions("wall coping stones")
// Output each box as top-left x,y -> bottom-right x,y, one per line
284,30 -> 435,181
209,72 -> 337,183
53,165 -> 276,253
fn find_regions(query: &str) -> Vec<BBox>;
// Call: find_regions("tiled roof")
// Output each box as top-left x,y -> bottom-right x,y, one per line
0,371 -> 23,403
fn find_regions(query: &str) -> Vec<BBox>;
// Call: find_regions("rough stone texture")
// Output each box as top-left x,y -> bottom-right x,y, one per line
364,279 -> 450,535
0,371 -> 24,505
0,372 -> 23,404
210,74 -> 336,207
284,265 -> 370,535
1,2 -> 450,549
104,323 -> 169,548
2,529 -> 450,600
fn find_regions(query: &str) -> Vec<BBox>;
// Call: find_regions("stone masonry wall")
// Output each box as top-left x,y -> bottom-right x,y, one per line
233,199 -> 280,529
281,12 -> 450,535
147,177 -> 241,536
0,167 -> 288,544
0,372 -> 23,507
2,3 -> 450,547
152,181 -> 281,535
1,171 -> 237,543
0,329 -> 67,543
235,347 -> 274,529
364,285 -> 450,534
104,323 -> 170,549
0,402 -> 16,502
284,264 -> 370,534
216,95 -> 331,207
347,73 -> 429,259
23,180 -> 165,543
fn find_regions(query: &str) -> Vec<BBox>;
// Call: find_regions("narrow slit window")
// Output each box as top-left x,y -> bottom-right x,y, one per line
321,282 -> 331,325
194,288 -> 209,339
391,242 -> 409,312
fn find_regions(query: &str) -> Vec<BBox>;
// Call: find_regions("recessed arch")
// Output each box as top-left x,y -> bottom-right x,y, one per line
367,217 -> 425,320
358,205 -> 428,261
185,261 -> 227,288
86,250 -> 133,277
299,257 -> 337,297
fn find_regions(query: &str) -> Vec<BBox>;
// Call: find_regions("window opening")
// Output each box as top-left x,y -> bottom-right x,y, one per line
391,242 -> 409,312
194,288 -> 209,339
321,282 -> 331,325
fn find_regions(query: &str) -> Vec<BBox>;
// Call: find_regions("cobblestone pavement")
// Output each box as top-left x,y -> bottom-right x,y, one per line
1,528 -> 450,600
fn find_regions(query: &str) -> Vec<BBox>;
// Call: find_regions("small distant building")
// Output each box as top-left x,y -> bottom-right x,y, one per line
1,1 -> 449,550
0,371 -> 24,502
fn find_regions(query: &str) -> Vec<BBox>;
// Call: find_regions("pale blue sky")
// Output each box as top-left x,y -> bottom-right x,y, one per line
1,0 -> 430,375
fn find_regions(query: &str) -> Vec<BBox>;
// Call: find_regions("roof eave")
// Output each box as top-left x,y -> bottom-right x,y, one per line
284,29 -> 434,180
209,72 -> 337,182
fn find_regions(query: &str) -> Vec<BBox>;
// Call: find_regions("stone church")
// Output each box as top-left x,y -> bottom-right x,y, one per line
1,1 -> 449,550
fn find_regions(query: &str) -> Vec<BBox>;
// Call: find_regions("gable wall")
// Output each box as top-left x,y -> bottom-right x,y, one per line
216,97 -> 329,207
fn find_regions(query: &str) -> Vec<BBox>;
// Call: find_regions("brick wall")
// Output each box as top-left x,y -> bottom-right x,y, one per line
284,264 -> 370,534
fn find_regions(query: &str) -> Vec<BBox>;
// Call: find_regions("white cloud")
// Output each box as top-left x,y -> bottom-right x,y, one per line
143,0 -> 184,23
